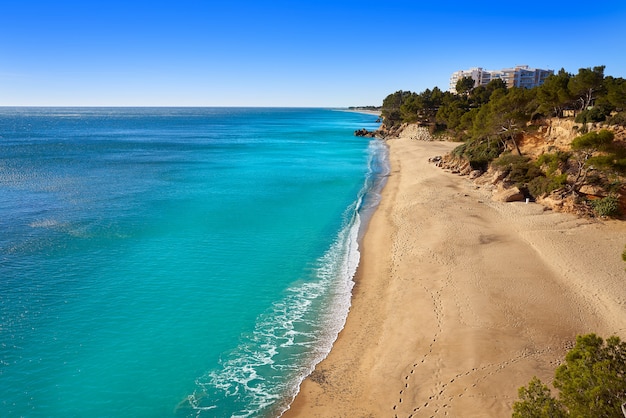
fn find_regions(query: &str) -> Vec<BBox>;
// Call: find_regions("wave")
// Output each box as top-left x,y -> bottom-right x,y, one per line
29,218 -> 60,228
179,138 -> 388,418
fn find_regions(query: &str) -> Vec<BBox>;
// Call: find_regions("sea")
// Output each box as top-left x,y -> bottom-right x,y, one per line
0,107 -> 386,417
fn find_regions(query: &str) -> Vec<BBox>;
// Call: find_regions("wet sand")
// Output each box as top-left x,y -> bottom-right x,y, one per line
283,136 -> 626,417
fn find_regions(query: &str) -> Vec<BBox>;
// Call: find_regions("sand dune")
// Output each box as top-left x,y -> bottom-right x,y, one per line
283,137 -> 626,417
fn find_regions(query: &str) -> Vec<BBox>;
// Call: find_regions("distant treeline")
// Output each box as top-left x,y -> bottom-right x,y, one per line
348,105 -> 381,111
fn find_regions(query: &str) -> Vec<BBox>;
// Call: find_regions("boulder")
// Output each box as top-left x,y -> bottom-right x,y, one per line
579,184 -> 605,196
469,170 -> 483,179
489,170 -> 509,185
493,186 -> 525,202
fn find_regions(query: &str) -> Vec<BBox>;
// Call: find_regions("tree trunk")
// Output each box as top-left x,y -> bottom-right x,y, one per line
569,154 -> 591,194
510,134 -> 522,156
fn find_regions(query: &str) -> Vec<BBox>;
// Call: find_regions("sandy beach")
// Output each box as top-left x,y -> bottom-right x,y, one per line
283,136 -> 626,417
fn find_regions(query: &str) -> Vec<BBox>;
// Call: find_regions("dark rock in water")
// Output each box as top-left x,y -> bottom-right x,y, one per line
354,128 -> 377,137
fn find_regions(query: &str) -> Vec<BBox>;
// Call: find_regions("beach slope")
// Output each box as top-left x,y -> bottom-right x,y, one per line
283,137 -> 626,417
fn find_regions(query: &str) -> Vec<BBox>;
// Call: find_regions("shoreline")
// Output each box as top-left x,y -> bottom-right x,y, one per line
334,108 -> 382,116
282,137 -> 626,417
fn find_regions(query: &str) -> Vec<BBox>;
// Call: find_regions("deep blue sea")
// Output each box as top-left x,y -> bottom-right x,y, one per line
0,107 -> 385,417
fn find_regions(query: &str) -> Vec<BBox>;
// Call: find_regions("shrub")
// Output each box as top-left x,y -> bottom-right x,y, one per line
525,152 -> 571,197
512,377 -> 566,418
452,138 -> 503,170
588,155 -> 626,174
514,334 -> 626,418
536,152 -> 570,176
554,334 -> 626,417
492,153 -> 530,169
492,153 -> 544,189
575,106 -> 609,124
527,174 -> 568,198
571,129 -> 615,151
607,111 -> 626,126
590,195 -> 621,217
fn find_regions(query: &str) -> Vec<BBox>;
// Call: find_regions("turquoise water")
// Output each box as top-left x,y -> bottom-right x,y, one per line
0,108 -> 385,417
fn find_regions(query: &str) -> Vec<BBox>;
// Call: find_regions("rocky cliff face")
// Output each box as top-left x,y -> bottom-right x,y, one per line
377,123 -> 451,141
388,118 -> 626,218
521,118 -> 626,156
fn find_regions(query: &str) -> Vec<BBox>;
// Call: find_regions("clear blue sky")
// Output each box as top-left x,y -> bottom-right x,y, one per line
2,0 -> 625,107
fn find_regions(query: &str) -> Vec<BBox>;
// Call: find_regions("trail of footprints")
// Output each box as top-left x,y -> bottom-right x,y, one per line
391,280 -> 448,417
391,332 -> 569,416
387,202 -> 576,416
387,207 -> 572,416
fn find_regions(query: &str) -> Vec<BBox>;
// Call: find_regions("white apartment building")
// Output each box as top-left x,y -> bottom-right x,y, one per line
449,65 -> 553,93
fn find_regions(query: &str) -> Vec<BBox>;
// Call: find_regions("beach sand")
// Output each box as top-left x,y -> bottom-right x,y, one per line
283,136 -> 626,417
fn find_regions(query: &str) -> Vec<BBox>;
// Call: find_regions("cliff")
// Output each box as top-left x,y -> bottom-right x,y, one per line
382,118 -> 626,218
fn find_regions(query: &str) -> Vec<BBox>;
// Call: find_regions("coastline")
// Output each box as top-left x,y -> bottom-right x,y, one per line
282,136 -> 626,417
335,108 -> 382,117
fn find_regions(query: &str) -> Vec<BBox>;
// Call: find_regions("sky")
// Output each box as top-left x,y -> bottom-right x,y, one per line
1,0 -> 626,107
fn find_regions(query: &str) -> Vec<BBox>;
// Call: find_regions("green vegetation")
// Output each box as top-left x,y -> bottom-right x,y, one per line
492,154 -> 539,185
451,138 -> 502,170
575,105 -> 612,124
566,130 -> 626,209
455,76 -> 475,96
380,65 -> 626,216
513,377 -> 566,418
381,88 -> 447,128
571,129 -> 615,150
382,65 -> 626,147
590,196 -> 621,217
490,153 -> 569,198
513,334 -> 626,418
347,105 -> 381,111
536,151 -> 570,176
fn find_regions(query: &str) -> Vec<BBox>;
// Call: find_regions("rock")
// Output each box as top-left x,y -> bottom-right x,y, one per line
469,170 -> 483,179
354,128 -> 372,137
390,123 -> 452,141
539,195 -> 564,210
579,185 -> 605,196
493,186 -> 525,202
489,170 -> 509,185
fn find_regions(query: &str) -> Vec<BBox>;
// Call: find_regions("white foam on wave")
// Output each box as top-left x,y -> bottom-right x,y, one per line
29,219 -> 59,228
182,213 -> 361,417
183,138 -> 388,418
